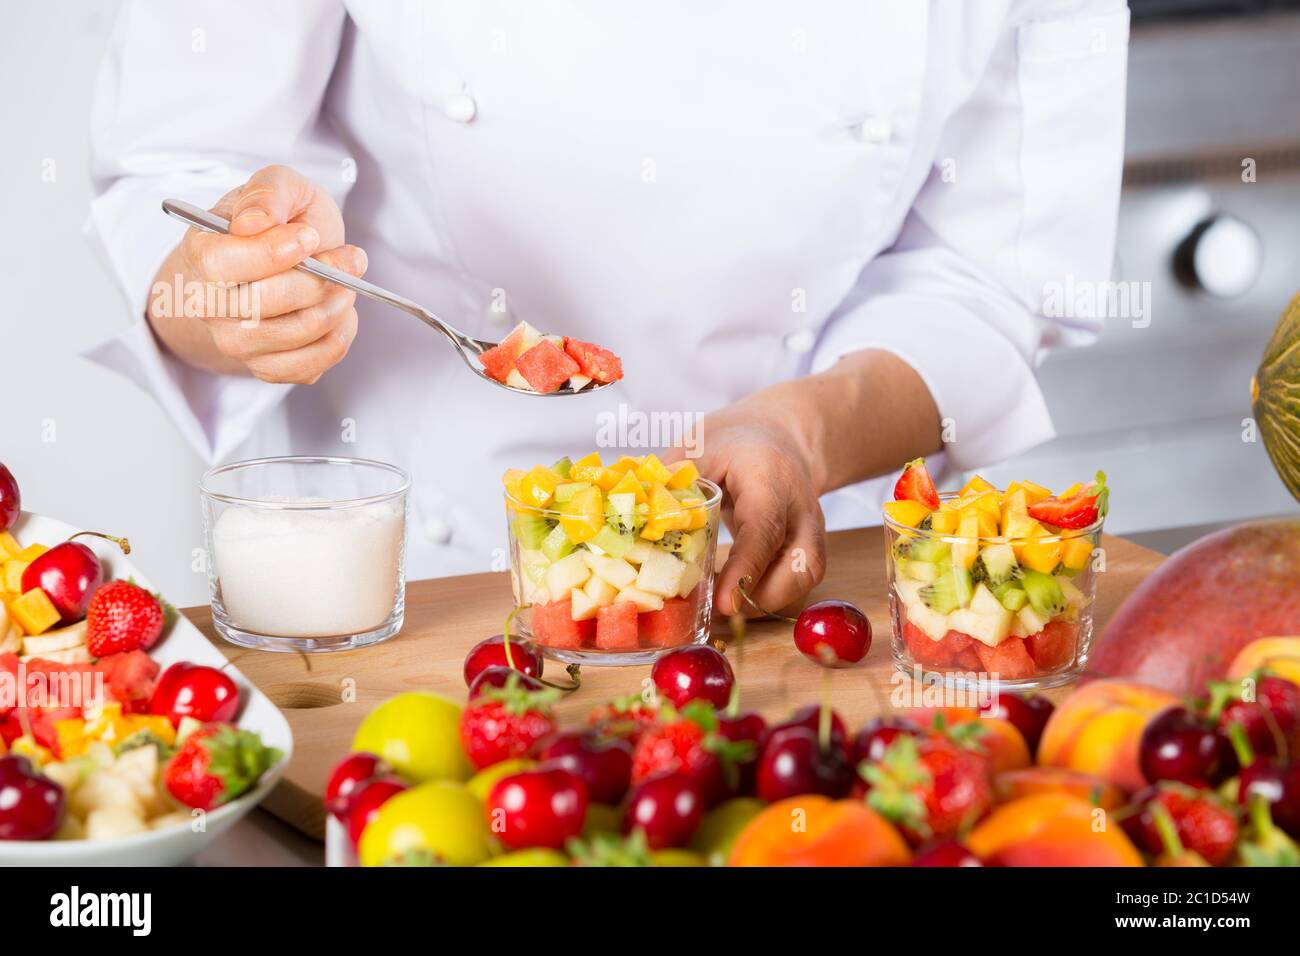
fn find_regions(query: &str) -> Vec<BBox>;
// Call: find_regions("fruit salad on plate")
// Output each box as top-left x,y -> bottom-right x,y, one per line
882,459 -> 1107,687
479,321 -> 623,394
502,452 -> 720,662
0,492 -> 281,844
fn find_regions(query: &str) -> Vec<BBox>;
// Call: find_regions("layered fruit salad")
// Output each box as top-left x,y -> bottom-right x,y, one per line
503,453 -> 718,656
479,321 -> 623,394
882,459 -> 1107,683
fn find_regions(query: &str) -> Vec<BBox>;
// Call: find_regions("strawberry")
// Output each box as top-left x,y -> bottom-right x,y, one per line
459,673 -> 560,769
1208,673 -> 1300,760
1027,471 -> 1108,530
893,458 -> 940,510
861,734 -> 993,841
163,722 -> 282,811
586,695 -> 661,746
630,701 -> 755,802
1120,783 -> 1239,867
86,580 -> 168,657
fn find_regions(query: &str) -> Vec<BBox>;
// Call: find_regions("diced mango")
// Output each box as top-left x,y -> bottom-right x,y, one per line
11,587 -> 61,636
952,509 -> 981,569
958,474 -> 996,497
929,504 -> 959,535
502,469 -> 527,508
518,465 -> 562,508
3,559 -> 28,594
593,468 -> 623,492
1061,536 -> 1094,571
665,459 -> 700,491
883,499 -> 931,529
634,454 -> 673,485
569,452 -> 604,482
14,544 -> 47,563
640,484 -> 690,540
558,486 -> 605,544
608,469 -> 648,505
1016,528 -> 1064,575
1017,480 -> 1053,505
0,531 -> 20,561
610,456 -> 644,474
1059,483 -> 1084,500
1000,489 -> 1030,537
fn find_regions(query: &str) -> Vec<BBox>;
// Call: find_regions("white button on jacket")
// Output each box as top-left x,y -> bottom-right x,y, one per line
86,0 -> 1130,582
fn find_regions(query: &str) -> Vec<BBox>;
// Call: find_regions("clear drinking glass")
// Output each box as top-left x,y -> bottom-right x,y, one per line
201,456 -> 408,653
505,478 -> 722,666
884,492 -> 1103,690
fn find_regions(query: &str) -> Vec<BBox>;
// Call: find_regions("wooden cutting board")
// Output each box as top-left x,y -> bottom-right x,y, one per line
181,527 -> 1163,839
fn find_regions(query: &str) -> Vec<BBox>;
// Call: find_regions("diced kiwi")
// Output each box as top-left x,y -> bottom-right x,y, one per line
604,496 -> 644,535
554,481 -> 592,504
514,515 -> 553,550
1020,569 -> 1066,617
920,565 -> 973,615
992,582 -> 1028,612
551,457 -> 573,479
907,538 -> 952,565
978,544 -> 1019,587
592,524 -> 635,558
541,523 -> 575,562
658,528 -> 708,564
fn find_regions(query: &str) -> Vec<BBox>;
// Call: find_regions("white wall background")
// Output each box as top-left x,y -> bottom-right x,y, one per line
0,0 -> 210,606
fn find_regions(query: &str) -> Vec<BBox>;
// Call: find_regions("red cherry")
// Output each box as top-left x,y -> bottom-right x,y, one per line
0,755 -> 65,841
20,542 -> 103,626
715,710 -> 768,797
1216,676 -> 1300,760
324,752 -> 388,820
756,726 -> 854,803
1140,706 -> 1227,786
854,717 -> 923,765
0,464 -> 19,532
651,645 -> 734,710
538,731 -> 633,805
770,705 -> 851,760
463,634 -> 544,688
911,840 -> 983,867
487,767 -> 588,850
468,665 -> 546,699
346,775 -> 407,847
149,662 -> 240,728
1122,784 -> 1239,867
1238,758 -> 1300,840
625,773 -> 703,849
979,693 -> 1055,755
793,600 -> 871,667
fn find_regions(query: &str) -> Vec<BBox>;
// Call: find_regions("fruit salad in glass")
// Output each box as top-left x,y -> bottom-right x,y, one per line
882,459 -> 1107,689
503,453 -> 721,665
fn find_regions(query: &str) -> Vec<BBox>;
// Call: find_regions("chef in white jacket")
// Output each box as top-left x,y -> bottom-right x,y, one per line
88,0 -> 1129,616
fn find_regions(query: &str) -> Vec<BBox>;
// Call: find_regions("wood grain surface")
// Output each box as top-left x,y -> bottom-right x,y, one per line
181,526 -> 1164,839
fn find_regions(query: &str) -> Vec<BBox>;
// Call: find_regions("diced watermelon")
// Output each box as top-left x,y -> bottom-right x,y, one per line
1026,620 -> 1078,672
93,650 -> 161,710
954,646 -> 984,671
902,620 -> 954,667
973,637 -> 1037,680
24,657 -> 98,719
639,597 -> 698,648
530,597 -> 593,649
29,714 -> 60,755
596,602 -> 639,651
0,652 -> 19,717
516,340 -> 581,394
0,715 -> 21,747
563,339 -> 624,384
477,341 -> 517,383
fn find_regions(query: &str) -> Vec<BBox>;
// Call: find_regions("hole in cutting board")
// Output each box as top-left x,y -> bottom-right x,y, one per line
265,681 -> 342,710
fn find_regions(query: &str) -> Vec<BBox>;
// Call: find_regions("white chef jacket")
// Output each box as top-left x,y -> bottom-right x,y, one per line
86,0 -> 1129,581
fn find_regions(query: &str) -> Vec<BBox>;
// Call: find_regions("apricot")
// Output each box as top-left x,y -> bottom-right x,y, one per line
993,767 -> 1126,811
729,796 -> 911,867
1037,679 -> 1178,793
1227,637 -> 1300,687
966,794 -> 1143,866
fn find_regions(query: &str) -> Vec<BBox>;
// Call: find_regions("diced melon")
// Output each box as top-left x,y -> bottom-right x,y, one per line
581,551 -> 638,590
569,587 -> 599,621
904,600 -> 950,642
1055,574 -> 1086,609
969,583 -> 1004,616
583,574 -> 619,607
1017,605 -> 1051,636
544,551 -> 591,601
505,369 -> 531,390
614,587 -> 664,613
897,559 -> 937,584
893,577 -> 926,608
635,548 -> 686,598
676,561 -> 703,599
947,607 -> 1012,647
624,541 -> 659,566
569,374 -> 593,391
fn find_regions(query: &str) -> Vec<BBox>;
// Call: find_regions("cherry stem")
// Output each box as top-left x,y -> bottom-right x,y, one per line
504,604 -> 581,693
502,606 -> 523,672
1149,802 -> 1185,858
735,578 -> 797,625
68,530 -> 130,555
725,614 -> 746,718
818,668 -> 833,754
1226,721 -> 1256,769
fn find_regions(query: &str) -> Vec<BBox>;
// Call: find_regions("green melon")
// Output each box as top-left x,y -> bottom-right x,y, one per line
1253,292 -> 1300,503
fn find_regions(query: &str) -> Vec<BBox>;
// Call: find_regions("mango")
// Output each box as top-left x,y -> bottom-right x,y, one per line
11,587 -> 61,635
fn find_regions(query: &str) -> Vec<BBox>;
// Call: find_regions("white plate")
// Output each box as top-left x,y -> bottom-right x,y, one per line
0,512 -> 293,866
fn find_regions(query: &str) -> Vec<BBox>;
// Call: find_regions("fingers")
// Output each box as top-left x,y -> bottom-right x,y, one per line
744,502 -> 827,616
238,244 -> 367,320
207,285 -> 357,362
228,165 -> 317,236
714,486 -> 789,617
183,222 -> 321,284
244,306 -> 359,385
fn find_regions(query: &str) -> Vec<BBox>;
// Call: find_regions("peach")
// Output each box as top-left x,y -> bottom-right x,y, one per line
1227,637 -> 1300,687
966,794 -> 1144,866
729,796 -> 911,867
1037,679 -> 1178,793
993,767 -> 1126,811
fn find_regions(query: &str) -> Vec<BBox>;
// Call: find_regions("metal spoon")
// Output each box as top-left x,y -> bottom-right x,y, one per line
161,199 -> 609,396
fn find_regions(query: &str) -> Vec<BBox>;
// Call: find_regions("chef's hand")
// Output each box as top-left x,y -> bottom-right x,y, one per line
673,349 -> 944,618
147,164 -> 368,383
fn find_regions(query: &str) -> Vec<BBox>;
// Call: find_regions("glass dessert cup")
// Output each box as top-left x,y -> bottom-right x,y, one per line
201,456 -> 408,653
884,493 -> 1103,691
505,478 -> 721,666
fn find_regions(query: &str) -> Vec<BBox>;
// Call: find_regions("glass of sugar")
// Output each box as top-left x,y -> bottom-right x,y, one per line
200,456 -> 408,653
